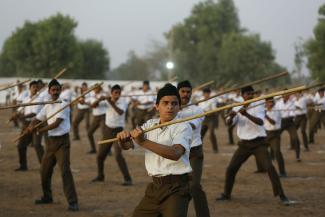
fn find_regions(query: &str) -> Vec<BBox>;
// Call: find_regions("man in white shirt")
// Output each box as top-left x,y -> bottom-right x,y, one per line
309,88 -> 325,143
10,82 -> 28,128
86,85 -> 108,154
277,93 -> 301,161
92,85 -> 132,185
131,80 -> 155,127
216,86 -> 289,205
26,79 -> 79,211
72,82 -> 90,140
13,81 -> 44,171
177,80 -> 210,217
117,83 -> 192,217
199,88 -> 219,153
264,97 -> 287,177
294,92 -> 309,151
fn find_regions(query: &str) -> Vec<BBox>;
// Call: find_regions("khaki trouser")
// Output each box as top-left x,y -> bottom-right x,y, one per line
266,130 -> 286,175
294,114 -> 309,150
87,114 -> 105,152
17,120 -> 44,168
309,110 -> 325,143
97,126 -> 132,181
72,108 -> 90,139
132,175 -> 191,217
189,146 -> 210,217
280,117 -> 300,159
41,133 -> 78,204
224,137 -> 285,197
201,115 -> 218,152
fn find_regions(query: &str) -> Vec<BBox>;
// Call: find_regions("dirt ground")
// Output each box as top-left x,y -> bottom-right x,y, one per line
0,109 -> 324,217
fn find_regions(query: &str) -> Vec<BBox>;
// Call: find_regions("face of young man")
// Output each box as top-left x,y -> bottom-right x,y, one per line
143,84 -> 149,92
30,84 -> 38,96
155,95 -> 180,122
203,91 -> 210,99
319,91 -> 324,98
49,85 -> 61,101
111,89 -> 121,101
179,87 -> 192,105
242,91 -> 254,101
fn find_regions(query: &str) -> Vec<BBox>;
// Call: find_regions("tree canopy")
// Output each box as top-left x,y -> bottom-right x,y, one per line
0,13 -> 109,79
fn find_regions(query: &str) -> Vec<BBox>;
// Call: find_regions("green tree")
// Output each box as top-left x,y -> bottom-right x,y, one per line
79,39 -> 109,79
305,4 -> 325,81
109,51 -> 151,80
0,13 -> 110,79
166,0 -> 240,83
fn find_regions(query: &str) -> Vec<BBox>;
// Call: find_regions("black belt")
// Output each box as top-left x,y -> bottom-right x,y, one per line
152,174 -> 190,185
48,133 -> 69,138
241,136 -> 266,143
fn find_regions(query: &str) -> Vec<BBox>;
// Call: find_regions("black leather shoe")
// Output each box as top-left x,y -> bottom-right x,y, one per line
279,195 -> 291,206
15,167 -> 27,171
91,176 -> 104,182
122,180 -> 133,186
68,202 -> 79,211
216,193 -> 231,201
35,197 -> 53,204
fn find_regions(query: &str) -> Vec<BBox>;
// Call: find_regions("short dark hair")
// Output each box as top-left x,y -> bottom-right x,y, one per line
111,84 -> 121,92
203,87 -> 211,93
241,86 -> 255,95
143,80 -> 150,86
48,79 -> 61,89
177,80 -> 192,90
156,83 -> 181,105
29,80 -> 38,88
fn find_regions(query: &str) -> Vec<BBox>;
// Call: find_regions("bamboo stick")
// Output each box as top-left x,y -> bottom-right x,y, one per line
192,80 -> 215,92
185,72 -> 288,108
53,68 -> 67,79
0,79 -> 31,92
97,85 -> 306,145
0,100 -> 62,110
12,82 -> 103,143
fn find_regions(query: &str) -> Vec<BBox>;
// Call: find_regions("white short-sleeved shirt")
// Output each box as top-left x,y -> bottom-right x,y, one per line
105,98 -> 128,128
132,90 -> 155,110
87,92 -> 108,116
15,90 -> 29,103
314,94 -> 325,111
294,96 -> 307,115
231,101 -> 267,140
36,100 -> 70,136
198,97 -> 217,112
77,93 -> 90,110
276,98 -> 295,118
22,94 -> 42,121
264,107 -> 282,131
140,118 -> 192,177
60,89 -> 73,103
39,89 -> 52,102
177,104 -> 204,148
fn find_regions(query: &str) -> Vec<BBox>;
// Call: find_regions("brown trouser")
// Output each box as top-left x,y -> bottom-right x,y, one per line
97,126 -> 132,181
132,175 -> 191,217
189,146 -> 210,217
294,114 -> 309,150
133,107 -> 155,127
40,133 -> 78,204
201,115 -> 218,152
72,108 -> 90,139
266,130 -> 286,175
309,110 -> 325,143
280,117 -> 300,159
17,120 -> 44,168
87,114 -> 105,152
223,137 -> 285,197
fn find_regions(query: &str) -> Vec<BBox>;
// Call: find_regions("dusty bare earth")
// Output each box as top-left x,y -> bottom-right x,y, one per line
0,109 -> 324,217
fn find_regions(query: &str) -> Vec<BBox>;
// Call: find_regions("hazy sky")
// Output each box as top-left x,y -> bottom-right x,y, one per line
0,0 -> 323,72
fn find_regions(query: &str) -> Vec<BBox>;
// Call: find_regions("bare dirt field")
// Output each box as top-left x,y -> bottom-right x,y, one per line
0,109 -> 324,217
